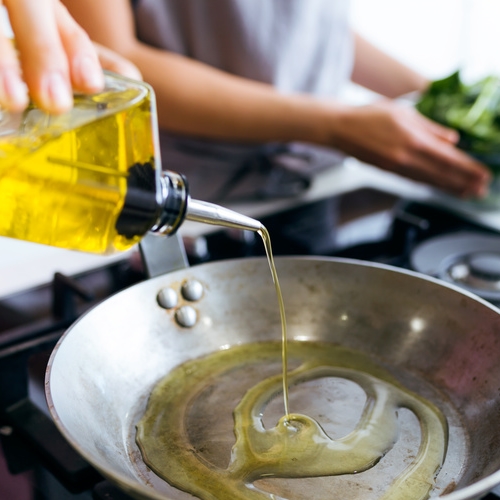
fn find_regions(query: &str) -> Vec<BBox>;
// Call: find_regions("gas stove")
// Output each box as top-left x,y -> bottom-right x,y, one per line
1,187 -> 500,500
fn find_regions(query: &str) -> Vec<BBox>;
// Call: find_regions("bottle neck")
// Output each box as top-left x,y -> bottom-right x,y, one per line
152,171 -> 189,235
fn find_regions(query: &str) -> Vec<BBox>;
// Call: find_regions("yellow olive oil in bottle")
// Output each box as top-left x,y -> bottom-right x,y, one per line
0,73 -> 188,255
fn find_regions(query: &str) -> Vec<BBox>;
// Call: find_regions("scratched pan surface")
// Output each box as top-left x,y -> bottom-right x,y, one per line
45,257 -> 500,500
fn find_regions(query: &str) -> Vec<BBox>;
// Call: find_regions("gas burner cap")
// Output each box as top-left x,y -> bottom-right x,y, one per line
447,252 -> 500,291
411,231 -> 500,302
467,252 -> 500,281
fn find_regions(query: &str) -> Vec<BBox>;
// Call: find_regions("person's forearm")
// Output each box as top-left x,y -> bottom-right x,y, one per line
127,43 -> 336,144
351,33 -> 430,98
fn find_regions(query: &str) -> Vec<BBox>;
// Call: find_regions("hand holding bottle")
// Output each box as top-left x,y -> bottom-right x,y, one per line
0,0 -> 141,114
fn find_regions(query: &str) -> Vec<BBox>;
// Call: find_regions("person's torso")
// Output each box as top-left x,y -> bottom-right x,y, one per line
133,0 -> 353,96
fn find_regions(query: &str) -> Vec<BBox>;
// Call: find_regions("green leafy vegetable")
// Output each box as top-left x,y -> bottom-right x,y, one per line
416,70 -> 500,173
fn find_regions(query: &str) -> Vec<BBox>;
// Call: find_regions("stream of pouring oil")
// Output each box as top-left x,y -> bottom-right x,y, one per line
257,227 -> 290,417
136,225 -> 449,500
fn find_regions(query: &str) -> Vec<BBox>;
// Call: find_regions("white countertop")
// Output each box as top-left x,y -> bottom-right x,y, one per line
0,238 -> 131,298
1,159 -> 499,299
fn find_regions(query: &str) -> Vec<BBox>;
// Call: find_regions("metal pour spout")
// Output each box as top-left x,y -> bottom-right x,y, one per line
186,197 -> 264,232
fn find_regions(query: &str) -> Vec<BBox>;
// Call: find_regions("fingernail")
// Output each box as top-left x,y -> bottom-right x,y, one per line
448,129 -> 460,144
477,183 -> 490,198
468,182 -> 490,199
0,68 -> 28,110
77,56 -> 105,91
42,72 -> 73,112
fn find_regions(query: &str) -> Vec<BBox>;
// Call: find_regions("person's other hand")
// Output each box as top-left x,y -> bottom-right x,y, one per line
0,0 -> 138,115
94,42 -> 142,82
327,100 -> 491,198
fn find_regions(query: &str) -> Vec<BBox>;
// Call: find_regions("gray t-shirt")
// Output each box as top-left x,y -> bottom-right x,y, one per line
133,0 -> 353,201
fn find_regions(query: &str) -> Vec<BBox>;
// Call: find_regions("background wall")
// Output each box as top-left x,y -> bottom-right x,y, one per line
349,0 -> 500,89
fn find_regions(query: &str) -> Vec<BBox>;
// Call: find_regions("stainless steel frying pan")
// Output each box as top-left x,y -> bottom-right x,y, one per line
45,257 -> 500,500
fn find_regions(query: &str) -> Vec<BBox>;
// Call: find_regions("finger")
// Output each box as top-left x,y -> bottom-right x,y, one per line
414,145 -> 491,197
55,3 -> 104,93
417,121 -> 492,197
417,113 -> 460,145
451,153 -> 492,198
0,22 -> 28,111
400,115 -> 491,196
94,43 -> 143,81
394,159 -> 477,198
4,0 -> 73,113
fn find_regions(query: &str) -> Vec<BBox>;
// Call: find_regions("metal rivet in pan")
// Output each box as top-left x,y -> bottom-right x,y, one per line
175,306 -> 197,328
157,287 -> 178,309
181,280 -> 204,302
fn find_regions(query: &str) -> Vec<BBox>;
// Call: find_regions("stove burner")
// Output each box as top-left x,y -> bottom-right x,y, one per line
447,252 -> 500,292
410,231 -> 500,303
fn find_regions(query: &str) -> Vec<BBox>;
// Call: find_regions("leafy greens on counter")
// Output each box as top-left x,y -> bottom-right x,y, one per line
416,71 -> 500,173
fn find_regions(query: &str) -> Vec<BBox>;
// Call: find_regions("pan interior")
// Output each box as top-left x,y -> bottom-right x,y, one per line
126,340 -> 467,500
